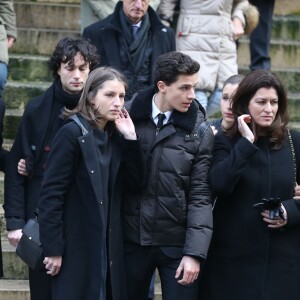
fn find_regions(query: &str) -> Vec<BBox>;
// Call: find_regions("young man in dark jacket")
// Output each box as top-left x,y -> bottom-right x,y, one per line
3,37 -> 98,300
82,0 -> 176,101
123,51 -> 214,300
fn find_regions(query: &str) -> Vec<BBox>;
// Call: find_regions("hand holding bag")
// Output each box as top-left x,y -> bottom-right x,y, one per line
16,211 -> 45,271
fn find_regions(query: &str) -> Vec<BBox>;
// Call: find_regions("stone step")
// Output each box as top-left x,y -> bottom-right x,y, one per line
8,54 -> 52,83
12,3 -> 300,40
9,8 -> 300,58
2,92 -> 300,140
238,67 -> 300,94
0,280 -> 160,300
288,94 -> 300,122
4,66 -> 300,107
0,279 -> 30,300
15,1 -> 80,31
1,238 -> 29,280
274,0 -> 300,16
154,282 -> 162,300
0,176 -> 3,206
271,16 -> 300,41
237,38 -> 300,69
3,114 -> 22,141
11,28 -> 80,55
7,53 -> 300,90
3,81 -> 51,109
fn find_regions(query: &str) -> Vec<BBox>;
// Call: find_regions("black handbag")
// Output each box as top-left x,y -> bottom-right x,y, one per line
16,211 -> 45,271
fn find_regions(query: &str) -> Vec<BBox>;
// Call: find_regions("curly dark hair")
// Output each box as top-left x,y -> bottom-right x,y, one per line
48,37 -> 99,79
229,70 -> 289,149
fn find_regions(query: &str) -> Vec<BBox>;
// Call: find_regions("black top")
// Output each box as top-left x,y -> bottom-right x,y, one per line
94,129 -> 111,221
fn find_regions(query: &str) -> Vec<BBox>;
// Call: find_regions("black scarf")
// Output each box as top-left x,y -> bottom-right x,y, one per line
119,8 -> 151,73
43,79 -> 81,147
54,79 -> 81,109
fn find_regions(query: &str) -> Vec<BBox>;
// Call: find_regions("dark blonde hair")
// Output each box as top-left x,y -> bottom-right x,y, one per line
229,70 -> 288,148
64,66 -> 127,128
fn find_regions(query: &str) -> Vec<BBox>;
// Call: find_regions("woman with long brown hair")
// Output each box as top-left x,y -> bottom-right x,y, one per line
201,70 -> 300,299
38,66 -> 143,300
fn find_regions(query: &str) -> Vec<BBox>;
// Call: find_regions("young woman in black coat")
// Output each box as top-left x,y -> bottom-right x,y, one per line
201,70 -> 300,300
38,67 -> 143,300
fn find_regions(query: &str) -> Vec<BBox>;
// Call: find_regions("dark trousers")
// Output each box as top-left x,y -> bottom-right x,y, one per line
29,268 -> 52,300
250,0 -> 276,70
124,245 -> 199,300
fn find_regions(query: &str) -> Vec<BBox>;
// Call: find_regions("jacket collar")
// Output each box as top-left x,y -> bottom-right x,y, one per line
129,86 -> 205,133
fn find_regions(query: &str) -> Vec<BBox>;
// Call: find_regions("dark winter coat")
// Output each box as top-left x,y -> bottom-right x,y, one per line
201,130 -> 300,300
38,116 -> 143,300
4,83 -> 69,229
82,2 -> 176,100
123,86 -> 214,259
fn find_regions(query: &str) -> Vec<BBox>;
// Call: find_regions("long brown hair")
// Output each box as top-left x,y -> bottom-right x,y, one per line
229,70 -> 288,148
64,66 -> 128,129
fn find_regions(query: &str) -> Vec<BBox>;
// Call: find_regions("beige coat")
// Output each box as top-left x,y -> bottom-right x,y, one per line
158,0 -> 248,92
0,0 -> 17,65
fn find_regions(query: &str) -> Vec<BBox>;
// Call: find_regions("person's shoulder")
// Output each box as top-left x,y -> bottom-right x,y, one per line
290,129 -> 300,138
26,94 -> 45,107
55,118 -> 87,142
83,14 -> 113,33
213,129 -> 237,148
23,87 -> 53,114
148,7 -> 175,35
289,129 -> 300,145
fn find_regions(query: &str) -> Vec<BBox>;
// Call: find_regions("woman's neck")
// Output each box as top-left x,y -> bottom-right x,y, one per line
221,119 -> 232,131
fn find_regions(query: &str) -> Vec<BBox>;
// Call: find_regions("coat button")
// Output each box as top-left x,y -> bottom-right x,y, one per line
91,170 -> 94,174
110,261 -> 113,267
100,201 -> 103,205
81,139 -> 85,143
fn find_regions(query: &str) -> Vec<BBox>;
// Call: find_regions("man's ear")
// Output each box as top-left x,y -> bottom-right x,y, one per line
157,81 -> 167,93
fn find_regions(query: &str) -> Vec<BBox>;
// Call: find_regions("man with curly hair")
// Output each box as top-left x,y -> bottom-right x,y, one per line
3,37 -> 98,300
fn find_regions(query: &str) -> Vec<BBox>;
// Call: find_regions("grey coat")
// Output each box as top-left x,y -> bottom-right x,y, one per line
0,0 -> 17,64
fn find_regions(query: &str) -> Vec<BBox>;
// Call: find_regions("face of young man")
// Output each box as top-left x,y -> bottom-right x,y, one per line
157,73 -> 199,113
122,0 -> 150,24
57,52 -> 90,94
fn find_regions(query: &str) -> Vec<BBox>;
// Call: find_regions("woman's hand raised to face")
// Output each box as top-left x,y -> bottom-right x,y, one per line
115,108 -> 137,140
237,114 -> 254,143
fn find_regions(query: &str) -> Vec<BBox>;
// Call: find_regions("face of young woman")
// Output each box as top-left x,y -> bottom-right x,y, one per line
220,83 -> 238,129
248,87 -> 279,133
91,79 -> 126,127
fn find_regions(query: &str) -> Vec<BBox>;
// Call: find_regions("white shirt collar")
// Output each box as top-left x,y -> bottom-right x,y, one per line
133,20 -> 142,28
151,94 -> 172,125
